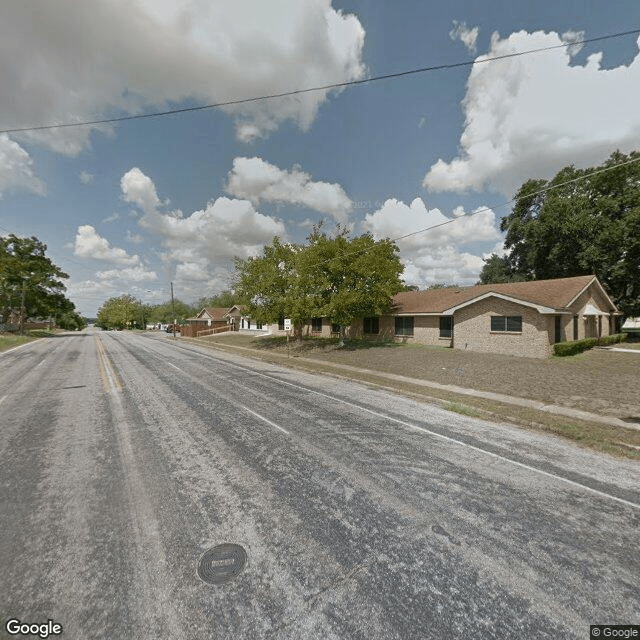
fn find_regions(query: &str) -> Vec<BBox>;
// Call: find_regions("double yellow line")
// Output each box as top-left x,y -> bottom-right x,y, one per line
94,334 -> 123,393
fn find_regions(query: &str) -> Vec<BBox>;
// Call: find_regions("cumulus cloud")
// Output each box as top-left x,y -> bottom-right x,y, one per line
96,264 -> 157,282
122,167 -> 287,300
226,157 -> 353,222
121,167 -> 162,215
0,135 -> 45,197
424,31 -> 640,197
362,197 -> 501,286
449,21 -> 479,54
1,1 -> 365,153
79,171 -> 94,185
74,225 -> 140,266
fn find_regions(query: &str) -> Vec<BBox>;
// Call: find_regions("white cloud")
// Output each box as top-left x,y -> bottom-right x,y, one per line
102,212 -> 120,223
424,31 -> 640,197
79,171 -> 94,184
121,167 -> 162,215
1,1 -> 365,152
125,230 -> 144,244
226,157 -> 353,222
362,197 -> 501,286
449,21 -> 479,54
96,264 -> 157,282
0,134 -> 45,197
561,29 -> 586,57
74,225 -> 140,266
122,167 -> 287,300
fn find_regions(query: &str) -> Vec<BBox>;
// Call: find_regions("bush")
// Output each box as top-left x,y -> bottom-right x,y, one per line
553,337 -> 599,356
553,333 -> 627,356
598,333 -> 627,346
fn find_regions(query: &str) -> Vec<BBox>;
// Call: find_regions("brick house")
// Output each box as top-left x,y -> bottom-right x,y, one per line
185,307 -> 230,329
347,275 -> 621,358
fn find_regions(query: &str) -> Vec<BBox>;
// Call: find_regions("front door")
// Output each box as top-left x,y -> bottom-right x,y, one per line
554,316 -> 562,343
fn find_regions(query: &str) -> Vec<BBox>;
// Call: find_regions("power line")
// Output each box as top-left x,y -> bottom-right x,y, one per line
1,28 -> 639,135
308,154 -> 640,270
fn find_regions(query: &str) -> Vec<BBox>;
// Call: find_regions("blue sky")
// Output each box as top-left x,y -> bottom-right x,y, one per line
2,0 -> 640,316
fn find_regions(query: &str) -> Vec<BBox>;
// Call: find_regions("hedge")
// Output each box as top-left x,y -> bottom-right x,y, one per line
553,333 -> 628,356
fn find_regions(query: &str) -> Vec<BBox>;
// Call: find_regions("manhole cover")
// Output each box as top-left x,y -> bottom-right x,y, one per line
197,544 -> 247,585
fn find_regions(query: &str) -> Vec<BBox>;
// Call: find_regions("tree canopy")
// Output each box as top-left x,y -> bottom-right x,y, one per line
480,150 -> 640,316
0,234 -> 82,331
97,294 -> 145,330
233,226 -> 404,335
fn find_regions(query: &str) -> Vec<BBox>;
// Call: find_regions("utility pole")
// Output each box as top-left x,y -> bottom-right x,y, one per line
171,282 -> 176,339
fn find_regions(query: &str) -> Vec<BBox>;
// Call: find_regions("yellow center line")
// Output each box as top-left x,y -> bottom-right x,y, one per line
94,334 -> 123,393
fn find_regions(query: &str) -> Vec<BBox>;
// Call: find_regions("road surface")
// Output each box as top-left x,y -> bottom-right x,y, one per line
1,328 -> 638,639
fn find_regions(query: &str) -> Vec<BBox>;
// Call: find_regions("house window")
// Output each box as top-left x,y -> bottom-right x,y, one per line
363,317 -> 379,334
573,315 -> 579,340
246,319 -> 251,330
256,322 -> 263,330
311,317 -> 322,333
241,318 -> 245,329
278,316 -> 285,331
331,323 -> 341,334
395,316 -> 414,336
439,316 -> 453,338
491,315 -> 522,332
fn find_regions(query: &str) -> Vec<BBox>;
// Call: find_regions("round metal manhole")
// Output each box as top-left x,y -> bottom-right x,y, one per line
197,544 -> 247,585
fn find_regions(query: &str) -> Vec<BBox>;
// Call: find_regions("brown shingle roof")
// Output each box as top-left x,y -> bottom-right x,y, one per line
201,307 -> 230,321
392,275 -> 604,314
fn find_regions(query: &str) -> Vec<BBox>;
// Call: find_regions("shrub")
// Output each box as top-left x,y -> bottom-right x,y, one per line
554,333 -> 628,356
553,337 -> 599,356
598,333 -> 627,346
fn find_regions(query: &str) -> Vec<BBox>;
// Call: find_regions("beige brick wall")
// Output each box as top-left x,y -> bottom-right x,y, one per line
566,284 -> 616,340
348,315 -> 453,346
452,297 -> 552,358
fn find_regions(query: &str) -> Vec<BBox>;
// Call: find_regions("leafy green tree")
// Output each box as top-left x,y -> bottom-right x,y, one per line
146,299 -> 194,324
477,254 -> 528,284
57,311 -> 87,331
0,234 -> 76,332
234,226 -> 404,338
501,150 -> 640,316
194,290 -> 242,310
97,294 -> 141,330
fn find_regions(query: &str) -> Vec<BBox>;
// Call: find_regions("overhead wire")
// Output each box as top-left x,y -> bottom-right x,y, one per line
0,28 -> 639,135
301,154 -> 640,271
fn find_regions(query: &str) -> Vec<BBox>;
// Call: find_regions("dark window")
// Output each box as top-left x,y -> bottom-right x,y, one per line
573,315 -> 578,340
241,318 -> 245,329
363,317 -> 379,334
311,317 -> 322,333
331,323 -> 341,334
439,316 -> 453,338
278,316 -> 285,331
256,322 -> 263,330
491,315 -> 522,332
246,319 -> 250,330
395,316 -> 414,336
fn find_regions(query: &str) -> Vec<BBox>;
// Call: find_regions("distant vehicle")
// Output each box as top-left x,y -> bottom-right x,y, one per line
165,324 -> 180,333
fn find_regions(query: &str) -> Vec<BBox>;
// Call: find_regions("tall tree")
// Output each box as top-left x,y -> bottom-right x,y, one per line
233,226 -> 404,337
501,151 -> 640,317
0,234 -> 75,331
477,254 -> 527,284
97,294 -> 142,330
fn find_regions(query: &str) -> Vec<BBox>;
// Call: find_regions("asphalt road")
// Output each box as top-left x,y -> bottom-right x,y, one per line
1,328 -> 638,639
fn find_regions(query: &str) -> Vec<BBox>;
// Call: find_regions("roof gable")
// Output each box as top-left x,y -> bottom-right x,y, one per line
196,307 -> 230,321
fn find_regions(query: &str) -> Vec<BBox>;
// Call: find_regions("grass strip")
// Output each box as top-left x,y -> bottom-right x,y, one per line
181,335 -> 640,460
